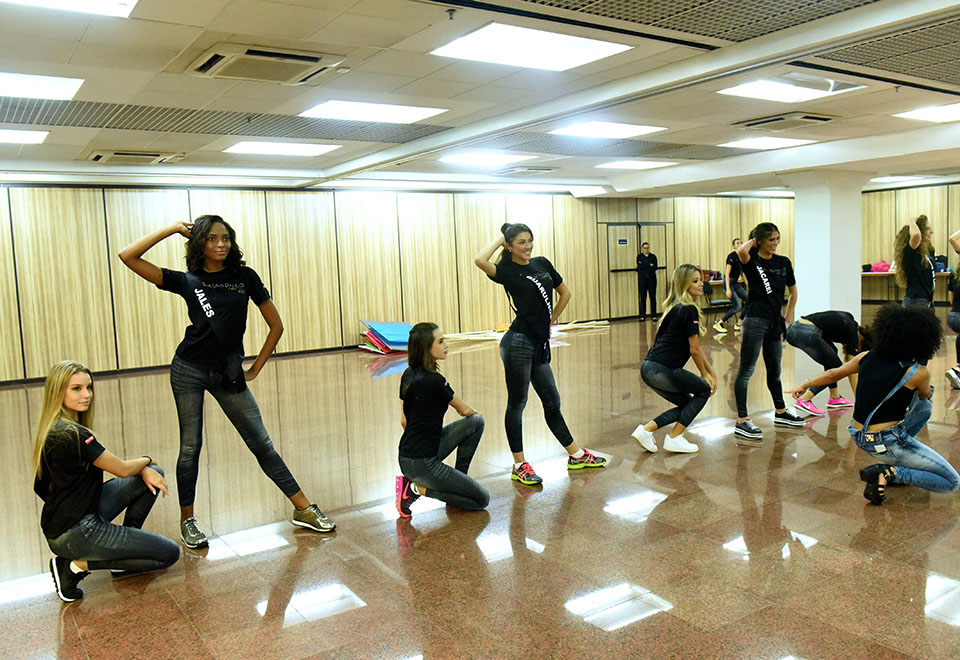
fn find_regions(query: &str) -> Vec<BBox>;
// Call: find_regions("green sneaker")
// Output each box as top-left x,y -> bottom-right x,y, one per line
567,448 -> 607,470
511,461 -> 543,485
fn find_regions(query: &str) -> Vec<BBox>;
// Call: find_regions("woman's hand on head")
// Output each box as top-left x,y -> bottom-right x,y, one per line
141,466 -> 168,497
172,221 -> 193,238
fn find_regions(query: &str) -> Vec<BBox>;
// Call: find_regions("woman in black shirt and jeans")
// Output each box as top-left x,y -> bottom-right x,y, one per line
714,238 -> 747,334
475,223 -> 606,485
894,214 -> 934,308
395,323 -> 489,517
632,264 -> 717,454
733,223 -> 805,439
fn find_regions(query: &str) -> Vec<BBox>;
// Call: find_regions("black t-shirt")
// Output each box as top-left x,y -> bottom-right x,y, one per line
742,251 -> 795,320
902,246 -> 934,301
158,266 -> 270,365
490,257 -> 562,345
644,304 -> 700,368
853,351 -> 916,426
802,311 -> 859,356
637,253 -> 658,277
399,367 -> 454,459
33,420 -> 107,539
725,252 -> 743,283
949,273 -> 960,313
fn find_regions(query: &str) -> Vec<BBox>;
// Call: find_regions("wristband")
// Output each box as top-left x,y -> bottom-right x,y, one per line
142,455 -> 153,467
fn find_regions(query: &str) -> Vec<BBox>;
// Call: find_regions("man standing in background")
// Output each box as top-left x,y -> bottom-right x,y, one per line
637,241 -> 659,321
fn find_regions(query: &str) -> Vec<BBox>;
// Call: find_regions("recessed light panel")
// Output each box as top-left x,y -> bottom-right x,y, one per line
224,141 -> 341,156
595,160 -> 676,170
549,121 -> 666,139
894,103 -> 960,123
299,100 -> 447,124
0,0 -> 138,17
870,175 -> 923,183
0,128 -> 48,144
718,80 -> 838,103
431,23 -> 631,72
0,71 -> 84,100
439,152 -> 535,167
719,137 -> 814,150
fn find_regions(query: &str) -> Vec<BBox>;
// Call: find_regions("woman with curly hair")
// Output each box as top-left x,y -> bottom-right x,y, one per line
119,216 -> 335,548
894,214 -> 935,308
789,304 -> 958,504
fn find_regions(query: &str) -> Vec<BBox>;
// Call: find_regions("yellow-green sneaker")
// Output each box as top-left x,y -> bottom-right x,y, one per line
567,448 -> 607,470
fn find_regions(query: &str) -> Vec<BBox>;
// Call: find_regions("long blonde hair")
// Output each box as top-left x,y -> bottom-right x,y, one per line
894,214 -> 932,289
31,361 -> 95,480
658,264 -> 705,336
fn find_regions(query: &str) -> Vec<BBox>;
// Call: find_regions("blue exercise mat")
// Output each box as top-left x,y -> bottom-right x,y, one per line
361,321 -> 412,350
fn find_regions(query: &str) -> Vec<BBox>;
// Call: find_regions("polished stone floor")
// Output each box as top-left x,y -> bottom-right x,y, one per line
3,312 -> 960,659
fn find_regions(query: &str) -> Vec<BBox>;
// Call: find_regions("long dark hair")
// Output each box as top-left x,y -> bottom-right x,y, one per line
408,322 -> 439,371
893,215 -> 932,289
749,222 -> 779,246
497,222 -> 533,264
869,303 -> 941,363
185,215 -> 246,273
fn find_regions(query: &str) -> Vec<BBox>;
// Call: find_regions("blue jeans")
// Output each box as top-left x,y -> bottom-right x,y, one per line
735,316 -> 785,418
849,398 -> 959,493
641,360 -> 711,429
398,415 -> 489,510
46,466 -> 180,572
170,355 -> 300,507
720,283 -> 748,323
902,296 -> 932,308
785,322 -> 842,395
499,330 -> 574,454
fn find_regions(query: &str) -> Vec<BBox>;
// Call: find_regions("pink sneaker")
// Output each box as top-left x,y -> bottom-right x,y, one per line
794,400 -> 825,416
827,396 -> 854,408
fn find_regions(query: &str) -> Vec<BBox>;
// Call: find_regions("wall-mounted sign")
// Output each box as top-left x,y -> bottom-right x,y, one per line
617,238 -> 628,245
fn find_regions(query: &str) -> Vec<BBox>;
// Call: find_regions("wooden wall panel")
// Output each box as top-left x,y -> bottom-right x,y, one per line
265,191 -> 342,351
506,193 -> 555,263
597,225 -> 610,319
10,188 -> 117,378
397,193 -> 460,332
638,198 -> 674,223
597,198 -> 637,224
454,193 -> 511,332
862,190 -> 897,265
553,196 -> 600,321
105,189 -> 191,370
708,198 -> 741,273
674,197 -> 711,268
0,188 -> 23,381
188,189 -> 271,357
897,186 -> 949,256
335,191 -> 403,345
950,185 -> 960,270
608,224 -> 638,317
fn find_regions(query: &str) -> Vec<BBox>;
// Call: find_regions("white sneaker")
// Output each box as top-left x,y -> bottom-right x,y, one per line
631,424 -> 657,452
946,368 -> 960,390
663,434 -> 699,453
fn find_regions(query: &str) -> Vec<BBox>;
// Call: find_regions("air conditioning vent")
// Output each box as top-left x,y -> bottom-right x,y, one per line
187,43 -> 345,85
734,112 -> 836,131
492,166 -> 557,177
87,150 -> 184,165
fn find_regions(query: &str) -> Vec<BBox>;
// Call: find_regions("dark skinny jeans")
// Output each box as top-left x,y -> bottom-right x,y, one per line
720,283 -> 748,323
398,414 -> 489,510
46,465 -> 180,572
785,321 -> 842,395
641,360 -> 711,429
170,355 -> 301,507
735,316 -> 786,418
499,330 -> 575,454
948,312 -> 960,364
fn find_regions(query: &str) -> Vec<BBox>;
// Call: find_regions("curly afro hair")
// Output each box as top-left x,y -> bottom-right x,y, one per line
869,303 -> 942,363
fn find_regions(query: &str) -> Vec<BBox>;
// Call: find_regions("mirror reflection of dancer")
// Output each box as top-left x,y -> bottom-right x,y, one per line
895,214 -> 934,309
733,223 -> 805,440
713,238 -> 747,334
787,311 -> 871,416
632,265 -> 717,454
637,242 -> 659,322
33,361 -> 179,602
119,216 -> 335,548
945,229 -> 960,388
475,223 -> 607,486
395,323 -> 489,517
790,305 -> 959,504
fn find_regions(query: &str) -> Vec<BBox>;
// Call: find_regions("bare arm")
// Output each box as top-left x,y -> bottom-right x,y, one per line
400,403 -> 406,429
245,299 -> 284,380
784,284 -> 798,328
689,334 -> 717,394
737,237 -> 755,265
449,394 -> 478,417
950,229 -> 960,255
474,236 -> 505,278
790,352 -> 865,398
552,282 -> 571,324
723,262 -> 733,298
910,366 -> 932,399
908,217 -> 922,250
93,451 -> 168,496
118,222 -> 192,286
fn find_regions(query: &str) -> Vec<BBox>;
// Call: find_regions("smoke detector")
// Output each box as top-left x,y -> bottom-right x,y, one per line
187,43 -> 344,85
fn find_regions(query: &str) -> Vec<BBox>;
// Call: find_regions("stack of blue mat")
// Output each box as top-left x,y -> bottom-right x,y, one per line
360,320 -> 412,354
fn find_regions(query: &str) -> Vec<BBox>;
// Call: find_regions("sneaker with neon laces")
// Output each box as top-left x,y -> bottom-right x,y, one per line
511,461 -> 543,485
946,368 -> 960,389
734,320 -> 742,332
567,448 -> 607,469
826,396 -> 854,408
713,320 -> 727,333
50,557 -> 88,602
794,399 -> 825,416
292,504 -> 336,533
395,475 -> 419,518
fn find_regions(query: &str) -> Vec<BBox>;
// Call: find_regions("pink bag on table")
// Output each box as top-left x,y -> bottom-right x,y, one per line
871,261 -> 891,272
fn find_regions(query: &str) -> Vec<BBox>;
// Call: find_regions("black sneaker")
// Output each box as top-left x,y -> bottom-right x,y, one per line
774,410 -> 805,428
50,557 -> 88,602
734,419 -> 763,439
395,475 -> 419,518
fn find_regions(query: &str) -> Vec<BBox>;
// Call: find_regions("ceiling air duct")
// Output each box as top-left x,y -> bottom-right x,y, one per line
187,44 -> 345,85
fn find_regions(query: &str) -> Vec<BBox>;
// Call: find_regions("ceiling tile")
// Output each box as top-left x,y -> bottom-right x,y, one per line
425,60 -> 514,85
69,43 -> 187,71
307,12 -> 430,48
0,4 -> 90,40
210,0 -> 338,39
0,36 -> 77,65
355,50 -> 449,77
392,78 -> 478,99
315,70 -> 417,94
131,0 -> 234,27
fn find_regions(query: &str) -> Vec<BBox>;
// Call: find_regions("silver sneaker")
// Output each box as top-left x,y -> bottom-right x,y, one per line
180,516 -> 208,548
946,368 -> 960,390
292,504 -> 336,533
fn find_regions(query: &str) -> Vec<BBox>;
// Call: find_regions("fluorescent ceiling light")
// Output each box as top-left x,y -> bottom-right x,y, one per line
299,100 -> 447,124
439,152 -> 535,167
0,71 -> 84,100
314,179 -> 575,193
431,22 -> 631,72
549,121 -> 666,139
0,128 -> 48,144
894,102 -> 960,123
0,0 -> 137,16
719,137 -> 814,150
224,141 -> 341,157
715,190 -> 795,198
870,175 -> 923,183
717,77 -> 863,103
595,160 -> 676,170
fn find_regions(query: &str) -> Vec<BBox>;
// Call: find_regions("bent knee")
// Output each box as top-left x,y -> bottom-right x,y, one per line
161,540 -> 181,567
474,487 -> 490,510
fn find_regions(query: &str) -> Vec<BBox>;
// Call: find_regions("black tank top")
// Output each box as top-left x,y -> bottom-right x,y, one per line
852,351 -> 916,425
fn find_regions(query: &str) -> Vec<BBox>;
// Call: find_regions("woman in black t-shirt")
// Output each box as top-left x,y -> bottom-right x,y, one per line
714,238 -> 747,334
119,216 -> 335,548
790,305 -> 958,504
733,223 -> 805,440
894,214 -> 934,308
395,323 -> 489,517
475,223 -> 607,486
632,265 -> 717,454
33,361 -> 179,602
